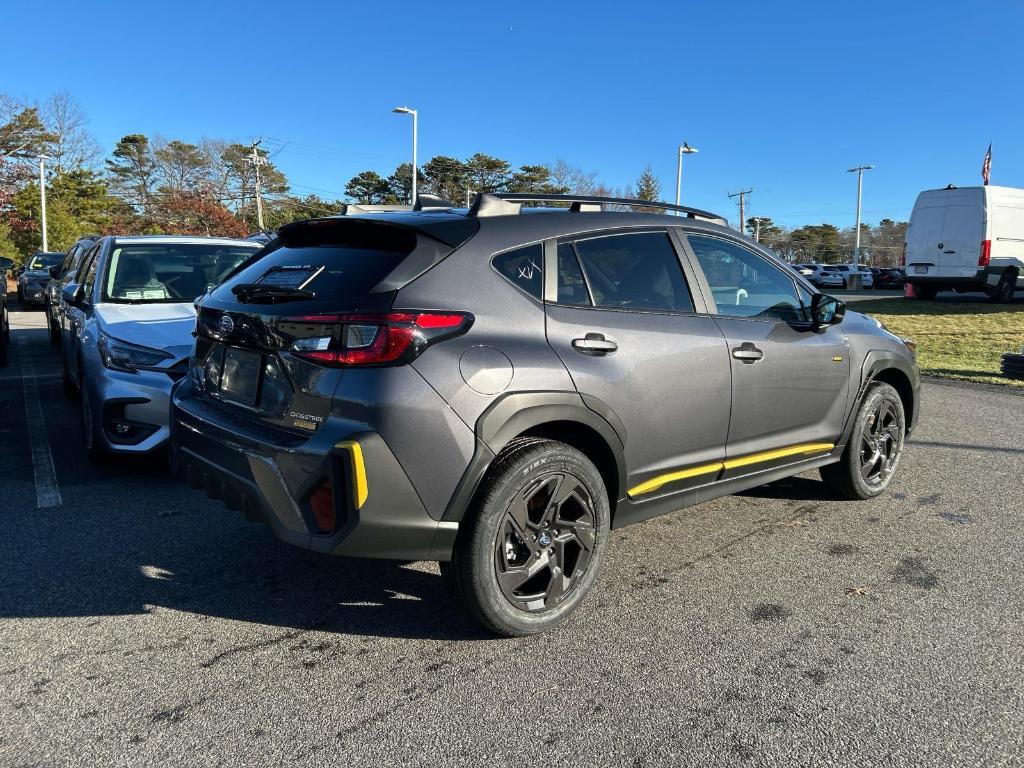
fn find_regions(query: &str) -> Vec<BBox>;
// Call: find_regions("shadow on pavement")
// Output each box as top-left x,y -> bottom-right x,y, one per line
0,328 -> 491,642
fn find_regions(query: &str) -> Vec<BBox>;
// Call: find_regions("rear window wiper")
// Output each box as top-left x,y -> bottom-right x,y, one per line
231,283 -> 316,303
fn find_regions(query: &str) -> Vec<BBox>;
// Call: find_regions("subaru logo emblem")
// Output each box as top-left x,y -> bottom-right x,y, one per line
219,315 -> 235,335
538,532 -> 552,548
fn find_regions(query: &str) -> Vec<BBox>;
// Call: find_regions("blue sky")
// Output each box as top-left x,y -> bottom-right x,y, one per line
2,0 -> 1021,227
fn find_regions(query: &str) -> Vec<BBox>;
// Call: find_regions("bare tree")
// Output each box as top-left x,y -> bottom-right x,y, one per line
549,159 -> 599,195
43,91 -> 101,172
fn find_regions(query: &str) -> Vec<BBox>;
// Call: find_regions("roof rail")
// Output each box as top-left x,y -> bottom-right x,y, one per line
485,193 -> 727,224
413,193 -> 455,211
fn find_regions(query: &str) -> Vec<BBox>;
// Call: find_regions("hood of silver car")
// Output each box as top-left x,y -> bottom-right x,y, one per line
95,303 -> 197,361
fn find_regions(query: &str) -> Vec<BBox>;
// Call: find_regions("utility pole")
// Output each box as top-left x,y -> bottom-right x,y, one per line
675,142 -> 698,214
392,107 -> 418,204
754,218 -> 761,243
847,165 -> 874,263
250,140 -> 265,231
728,188 -> 753,235
38,155 -> 49,252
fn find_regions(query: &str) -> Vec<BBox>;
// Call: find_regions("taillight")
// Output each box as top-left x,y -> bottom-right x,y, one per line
900,242 -> 907,267
979,240 -> 991,268
283,311 -> 473,367
309,480 -> 335,533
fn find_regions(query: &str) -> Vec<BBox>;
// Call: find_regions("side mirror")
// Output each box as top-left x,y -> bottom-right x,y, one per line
0,257 -> 13,271
49,265 -> 62,279
62,283 -> 84,306
811,294 -> 846,328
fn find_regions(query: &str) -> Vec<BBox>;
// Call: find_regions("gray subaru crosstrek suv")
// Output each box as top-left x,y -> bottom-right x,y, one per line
171,193 -> 920,636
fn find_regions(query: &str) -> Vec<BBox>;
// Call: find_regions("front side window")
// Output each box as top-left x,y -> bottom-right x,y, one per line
687,235 -> 806,322
492,243 -> 543,300
103,243 -> 260,303
81,250 -> 101,301
571,231 -> 693,312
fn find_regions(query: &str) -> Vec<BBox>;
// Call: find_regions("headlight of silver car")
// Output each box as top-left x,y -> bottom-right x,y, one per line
98,333 -> 172,373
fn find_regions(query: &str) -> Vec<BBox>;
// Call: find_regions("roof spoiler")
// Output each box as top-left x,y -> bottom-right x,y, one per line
468,192 -> 727,224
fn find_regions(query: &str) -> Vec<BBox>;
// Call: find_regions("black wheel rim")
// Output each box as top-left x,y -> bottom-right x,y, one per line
860,399 -> 901,486
494,471 -> 597,612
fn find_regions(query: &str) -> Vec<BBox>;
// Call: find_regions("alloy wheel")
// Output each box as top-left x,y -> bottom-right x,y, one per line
494,471 -> 598,612
860,399 -> 901,486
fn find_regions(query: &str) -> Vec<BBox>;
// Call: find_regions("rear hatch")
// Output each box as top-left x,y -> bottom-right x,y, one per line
906,189 -> 985,279
191,216 -> 476,435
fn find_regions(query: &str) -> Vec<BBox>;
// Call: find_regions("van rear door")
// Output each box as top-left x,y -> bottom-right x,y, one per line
906,189 -> 984,279
937,199 -> 985,278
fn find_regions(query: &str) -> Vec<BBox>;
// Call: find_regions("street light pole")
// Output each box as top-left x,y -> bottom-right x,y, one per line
38,155 -> 48,252
393,107 -> 418,205
675,142 -> 698,214
847,164 -> 874,263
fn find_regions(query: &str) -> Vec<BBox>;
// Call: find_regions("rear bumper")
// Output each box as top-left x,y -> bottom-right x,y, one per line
171,379 -> 459,561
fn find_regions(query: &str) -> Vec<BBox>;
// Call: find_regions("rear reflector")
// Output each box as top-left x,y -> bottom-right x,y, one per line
284,311 -> 472,367
309,480 -> 335,533
979,240 -> 992,268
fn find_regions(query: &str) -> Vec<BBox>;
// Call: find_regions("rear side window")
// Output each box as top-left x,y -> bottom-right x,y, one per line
218,222 -> 414,302
492,244 -> 543,300
572,232 -> 693,312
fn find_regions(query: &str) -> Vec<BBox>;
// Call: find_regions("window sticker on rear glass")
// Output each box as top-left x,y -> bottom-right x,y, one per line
255,265 -> 324,289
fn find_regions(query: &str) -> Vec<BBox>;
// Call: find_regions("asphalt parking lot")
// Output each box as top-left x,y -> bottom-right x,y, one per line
2,305 -> 1023,767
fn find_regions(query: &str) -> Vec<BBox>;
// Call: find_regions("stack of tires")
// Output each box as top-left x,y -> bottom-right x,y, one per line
1001,352 -> 1024,380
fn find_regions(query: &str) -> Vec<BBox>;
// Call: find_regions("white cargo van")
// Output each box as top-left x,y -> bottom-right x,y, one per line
905,185 -> 1024,301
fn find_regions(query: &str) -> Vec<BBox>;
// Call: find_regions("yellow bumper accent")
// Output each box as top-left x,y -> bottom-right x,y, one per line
627,442 -> 835,499
336,440 -> 368,509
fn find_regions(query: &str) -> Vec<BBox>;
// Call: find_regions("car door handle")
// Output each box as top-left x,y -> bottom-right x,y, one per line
572,333 -> 618,355
732,342 -> 764,363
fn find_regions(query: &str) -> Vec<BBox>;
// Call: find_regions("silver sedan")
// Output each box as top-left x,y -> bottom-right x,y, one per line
60,235 -> 264,458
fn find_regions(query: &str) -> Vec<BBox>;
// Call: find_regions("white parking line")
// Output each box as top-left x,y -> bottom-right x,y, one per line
16,337 -> 63,509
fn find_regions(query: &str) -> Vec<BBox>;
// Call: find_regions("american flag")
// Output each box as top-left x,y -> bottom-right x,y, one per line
982,143 -> 992,186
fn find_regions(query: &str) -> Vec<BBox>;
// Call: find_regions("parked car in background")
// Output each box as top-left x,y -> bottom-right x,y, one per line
856,264 -> 875,288
0,256 -> 12,366
17,252 -> 64,307
874,268 -> 905,290
797,264 -> 845,289
171,192 -> 920,637
60,235 -> 264,459
826,264 -> 873,289
905,185 -> 1024,302
46,236 -> 98,345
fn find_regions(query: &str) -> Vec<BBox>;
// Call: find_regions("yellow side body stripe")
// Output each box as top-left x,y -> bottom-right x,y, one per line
723,442 -> 835,471
627,442 -> 835,499
336,440 -> 368,509
627,462 -> 723,498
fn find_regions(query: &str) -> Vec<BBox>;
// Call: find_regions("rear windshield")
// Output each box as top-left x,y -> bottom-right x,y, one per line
29,254 -> 63,269
102,243 -> 262,303
217,222 -> 415,301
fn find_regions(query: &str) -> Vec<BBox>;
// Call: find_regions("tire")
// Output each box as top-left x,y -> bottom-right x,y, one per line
912,283 -> 937,301
821,382 -> 906,500
442,438 -> 610,636
61,354 -> 78,399
80,384 -> 106,463
46,307 -> 60,345
1002,353 -> 1024,379
989,272 -> 1016,304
